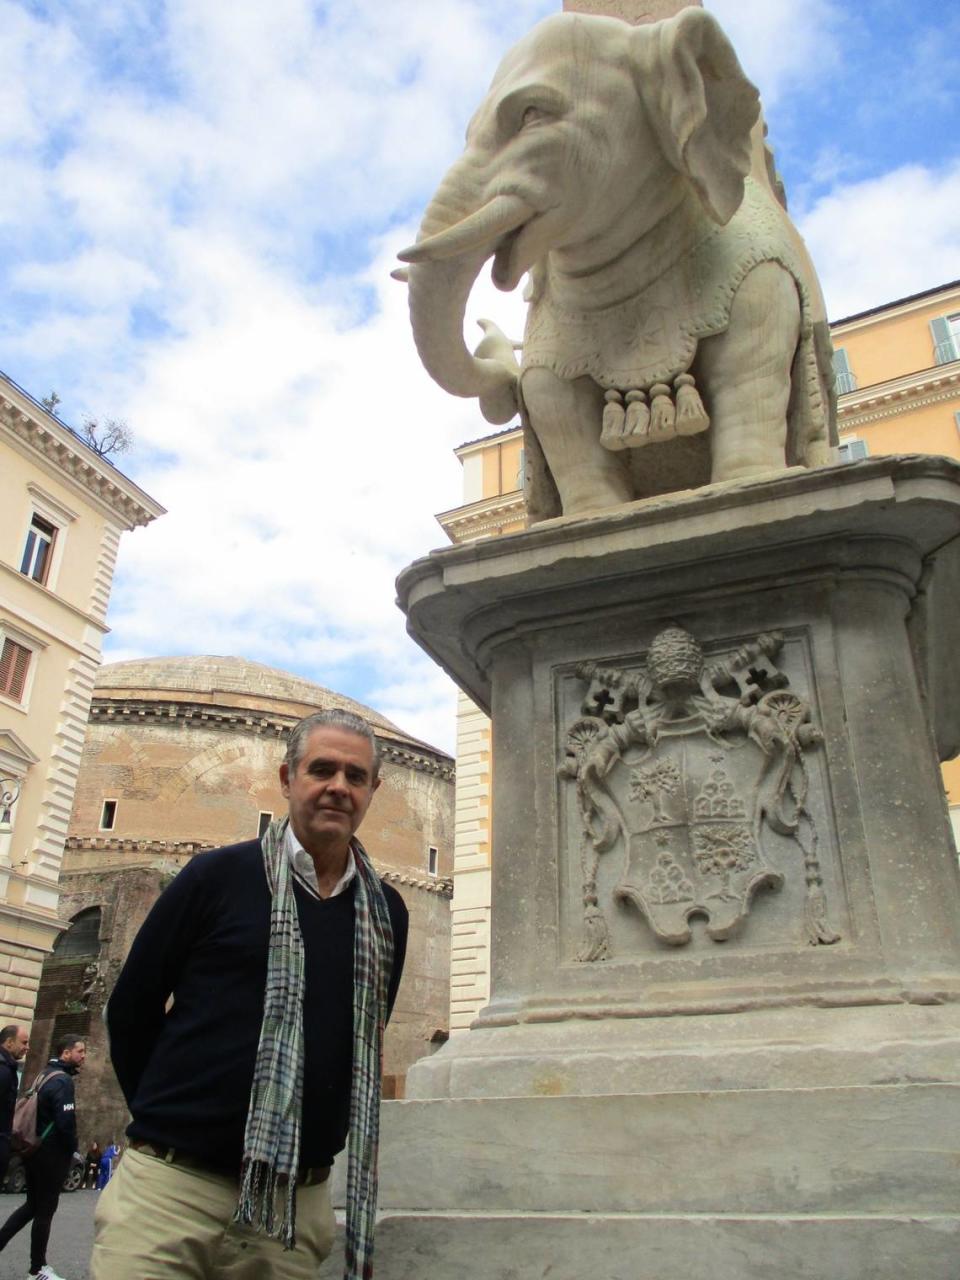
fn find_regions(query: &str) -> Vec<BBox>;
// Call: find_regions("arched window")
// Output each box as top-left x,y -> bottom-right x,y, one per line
53,907 -> 102,959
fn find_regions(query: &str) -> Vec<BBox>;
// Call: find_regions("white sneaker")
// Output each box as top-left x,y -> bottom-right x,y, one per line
29,1266 -> 68,1280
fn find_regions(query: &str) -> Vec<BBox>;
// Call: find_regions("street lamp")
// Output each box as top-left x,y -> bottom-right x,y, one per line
0,777 -> 21,834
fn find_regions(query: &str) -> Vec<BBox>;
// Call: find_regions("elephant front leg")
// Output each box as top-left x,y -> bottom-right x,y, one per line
521,368 -> 633,516
696,261 -> 802,483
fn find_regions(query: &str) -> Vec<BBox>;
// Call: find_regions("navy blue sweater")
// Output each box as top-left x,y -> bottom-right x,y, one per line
106,841 -> 407,1172
0,1048 -> 18,1142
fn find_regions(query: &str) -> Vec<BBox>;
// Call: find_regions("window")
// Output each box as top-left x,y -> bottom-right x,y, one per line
931,315 -> 960,365
832,346 -> 857,395
257,811 -> 273,838
515,447 -> 526,491
0,639 -> 31,703
838,437 -> 869,463
19,514 -> 57,585
99,800 -> 118,831
427,845 -> 439,876
52,907 -> 102,959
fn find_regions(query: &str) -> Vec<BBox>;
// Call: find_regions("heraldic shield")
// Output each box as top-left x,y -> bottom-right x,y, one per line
559,623 -> 840,960
615,731 -> 783,945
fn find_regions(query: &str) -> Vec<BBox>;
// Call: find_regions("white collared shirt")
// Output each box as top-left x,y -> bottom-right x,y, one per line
284,825 -> 356,900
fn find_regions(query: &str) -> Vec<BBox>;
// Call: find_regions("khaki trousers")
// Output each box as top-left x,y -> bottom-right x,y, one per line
90,1147 -> 337,1279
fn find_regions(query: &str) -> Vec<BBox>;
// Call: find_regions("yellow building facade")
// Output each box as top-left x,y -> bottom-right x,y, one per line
438,278 -> 960,1030
0,372 -> 163,1024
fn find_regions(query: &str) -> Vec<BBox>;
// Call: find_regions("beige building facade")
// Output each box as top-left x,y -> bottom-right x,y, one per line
438,279 -> 960,1029
0,372 -> 163,1026
25,655 -> 455,1144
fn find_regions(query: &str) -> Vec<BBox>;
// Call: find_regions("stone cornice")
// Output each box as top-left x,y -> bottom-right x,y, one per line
831,283 -> 960,336
454,425 -> 522,458
63,836 -> 454,896
0,383 -> 165,530
88,696 -> 455,780
436,491 -> 528,544
837,362 -> 960,431
65,836 -> 210,857
379,869 -> 453,898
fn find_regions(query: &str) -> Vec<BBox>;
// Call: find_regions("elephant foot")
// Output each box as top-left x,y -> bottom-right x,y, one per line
562,488 -> 636,518
711,460 -> 790,485
805,440 -> 837,467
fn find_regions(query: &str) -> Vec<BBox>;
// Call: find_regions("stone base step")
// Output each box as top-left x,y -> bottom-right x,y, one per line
319,1213 -> 959,1279
359,1084 -> 960,1215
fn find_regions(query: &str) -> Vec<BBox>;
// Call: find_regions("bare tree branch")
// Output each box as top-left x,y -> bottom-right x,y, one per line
80,417 -> 133,458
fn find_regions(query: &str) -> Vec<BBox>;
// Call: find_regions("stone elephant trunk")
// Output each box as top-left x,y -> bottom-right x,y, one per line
400,168 -> 531,426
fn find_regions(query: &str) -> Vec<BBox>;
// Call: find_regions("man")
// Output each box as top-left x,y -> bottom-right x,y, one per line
0,1023 -> 29,1184
93,709 -> 408,1280
0,1033 -> 85,1280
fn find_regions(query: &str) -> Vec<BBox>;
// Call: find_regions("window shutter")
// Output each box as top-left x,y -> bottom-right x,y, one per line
838,438 -> 869,463
931,316 -> 958,365
832,346 -> 857,394
0,639 -> 30,701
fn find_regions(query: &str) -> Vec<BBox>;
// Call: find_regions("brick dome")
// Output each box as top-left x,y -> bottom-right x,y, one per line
95,654 -> 426,749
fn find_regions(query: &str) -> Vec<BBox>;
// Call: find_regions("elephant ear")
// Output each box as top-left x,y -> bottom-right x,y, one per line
634,8 -> 759,226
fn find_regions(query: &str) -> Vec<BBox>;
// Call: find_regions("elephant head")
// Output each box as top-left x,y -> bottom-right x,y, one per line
398,8 -> 760,425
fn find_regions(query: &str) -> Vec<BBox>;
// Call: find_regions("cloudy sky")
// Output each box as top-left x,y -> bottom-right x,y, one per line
2,0 -> 958,754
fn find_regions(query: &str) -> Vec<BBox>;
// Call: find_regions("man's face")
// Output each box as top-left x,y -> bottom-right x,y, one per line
61,1041 -> 86,1070
2,1028 -> 28,1060
279,727 -> 380,858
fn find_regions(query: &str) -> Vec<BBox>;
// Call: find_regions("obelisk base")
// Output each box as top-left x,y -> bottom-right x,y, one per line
357,458 -> 960,1279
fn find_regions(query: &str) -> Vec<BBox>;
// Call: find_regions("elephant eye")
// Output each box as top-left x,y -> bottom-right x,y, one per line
520,105 -> 549,130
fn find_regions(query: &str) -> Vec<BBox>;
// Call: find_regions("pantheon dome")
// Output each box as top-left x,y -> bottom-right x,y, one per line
70,654 -> 453,860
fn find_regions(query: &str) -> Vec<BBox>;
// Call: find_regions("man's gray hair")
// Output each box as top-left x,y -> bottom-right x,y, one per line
284,709 -> 382,780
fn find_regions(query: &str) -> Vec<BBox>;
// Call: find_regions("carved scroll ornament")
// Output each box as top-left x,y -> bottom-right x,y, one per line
559,624 -> 839,961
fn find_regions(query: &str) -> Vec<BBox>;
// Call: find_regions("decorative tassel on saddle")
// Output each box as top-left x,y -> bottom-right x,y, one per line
600,389 -> 626,449
599,371 -> 710,452
674,373 -> 710,434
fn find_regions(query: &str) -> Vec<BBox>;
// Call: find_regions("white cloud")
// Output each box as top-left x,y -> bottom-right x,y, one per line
13,248 -> 159,303
799,161 -> 960,319
704,0 -> 842,105
92,225 -> 495,754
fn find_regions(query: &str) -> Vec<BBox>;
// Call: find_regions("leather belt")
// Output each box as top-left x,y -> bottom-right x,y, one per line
130,1140 -> 331,1186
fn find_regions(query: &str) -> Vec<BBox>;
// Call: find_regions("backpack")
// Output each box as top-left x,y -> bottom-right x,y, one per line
11,1069 -> 67,1156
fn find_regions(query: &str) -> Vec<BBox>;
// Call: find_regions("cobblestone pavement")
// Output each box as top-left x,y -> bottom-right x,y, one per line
0,1187 -> 96,1280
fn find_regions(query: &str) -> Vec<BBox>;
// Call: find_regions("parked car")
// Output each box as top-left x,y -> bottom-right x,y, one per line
1,1152 -> 85,1194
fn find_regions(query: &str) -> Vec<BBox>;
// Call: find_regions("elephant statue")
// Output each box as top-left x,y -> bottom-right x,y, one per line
397,8 -> 837,522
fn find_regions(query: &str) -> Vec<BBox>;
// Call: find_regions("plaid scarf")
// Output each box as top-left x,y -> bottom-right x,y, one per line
234,817 -> 395,1279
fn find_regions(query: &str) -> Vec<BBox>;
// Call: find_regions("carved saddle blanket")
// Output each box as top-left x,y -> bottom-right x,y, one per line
520,177 -> 834,459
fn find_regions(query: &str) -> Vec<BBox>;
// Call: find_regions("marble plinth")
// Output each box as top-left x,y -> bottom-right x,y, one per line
382,458 -> 960,1278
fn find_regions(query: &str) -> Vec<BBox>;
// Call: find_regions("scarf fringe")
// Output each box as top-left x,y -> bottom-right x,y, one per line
235,1157 -> 296,1249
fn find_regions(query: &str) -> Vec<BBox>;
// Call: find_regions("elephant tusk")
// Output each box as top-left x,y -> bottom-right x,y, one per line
398,195 -> 535,264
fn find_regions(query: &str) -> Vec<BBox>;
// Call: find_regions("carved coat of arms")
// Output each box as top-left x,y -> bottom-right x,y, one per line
559,624 -> 839,960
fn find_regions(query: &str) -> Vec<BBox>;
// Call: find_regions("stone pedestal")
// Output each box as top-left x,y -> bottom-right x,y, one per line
375,458 -> 960,1279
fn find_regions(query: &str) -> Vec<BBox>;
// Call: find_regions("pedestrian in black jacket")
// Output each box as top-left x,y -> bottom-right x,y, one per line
0,1033 -> 86,1280
0,1023 -> 29,1184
